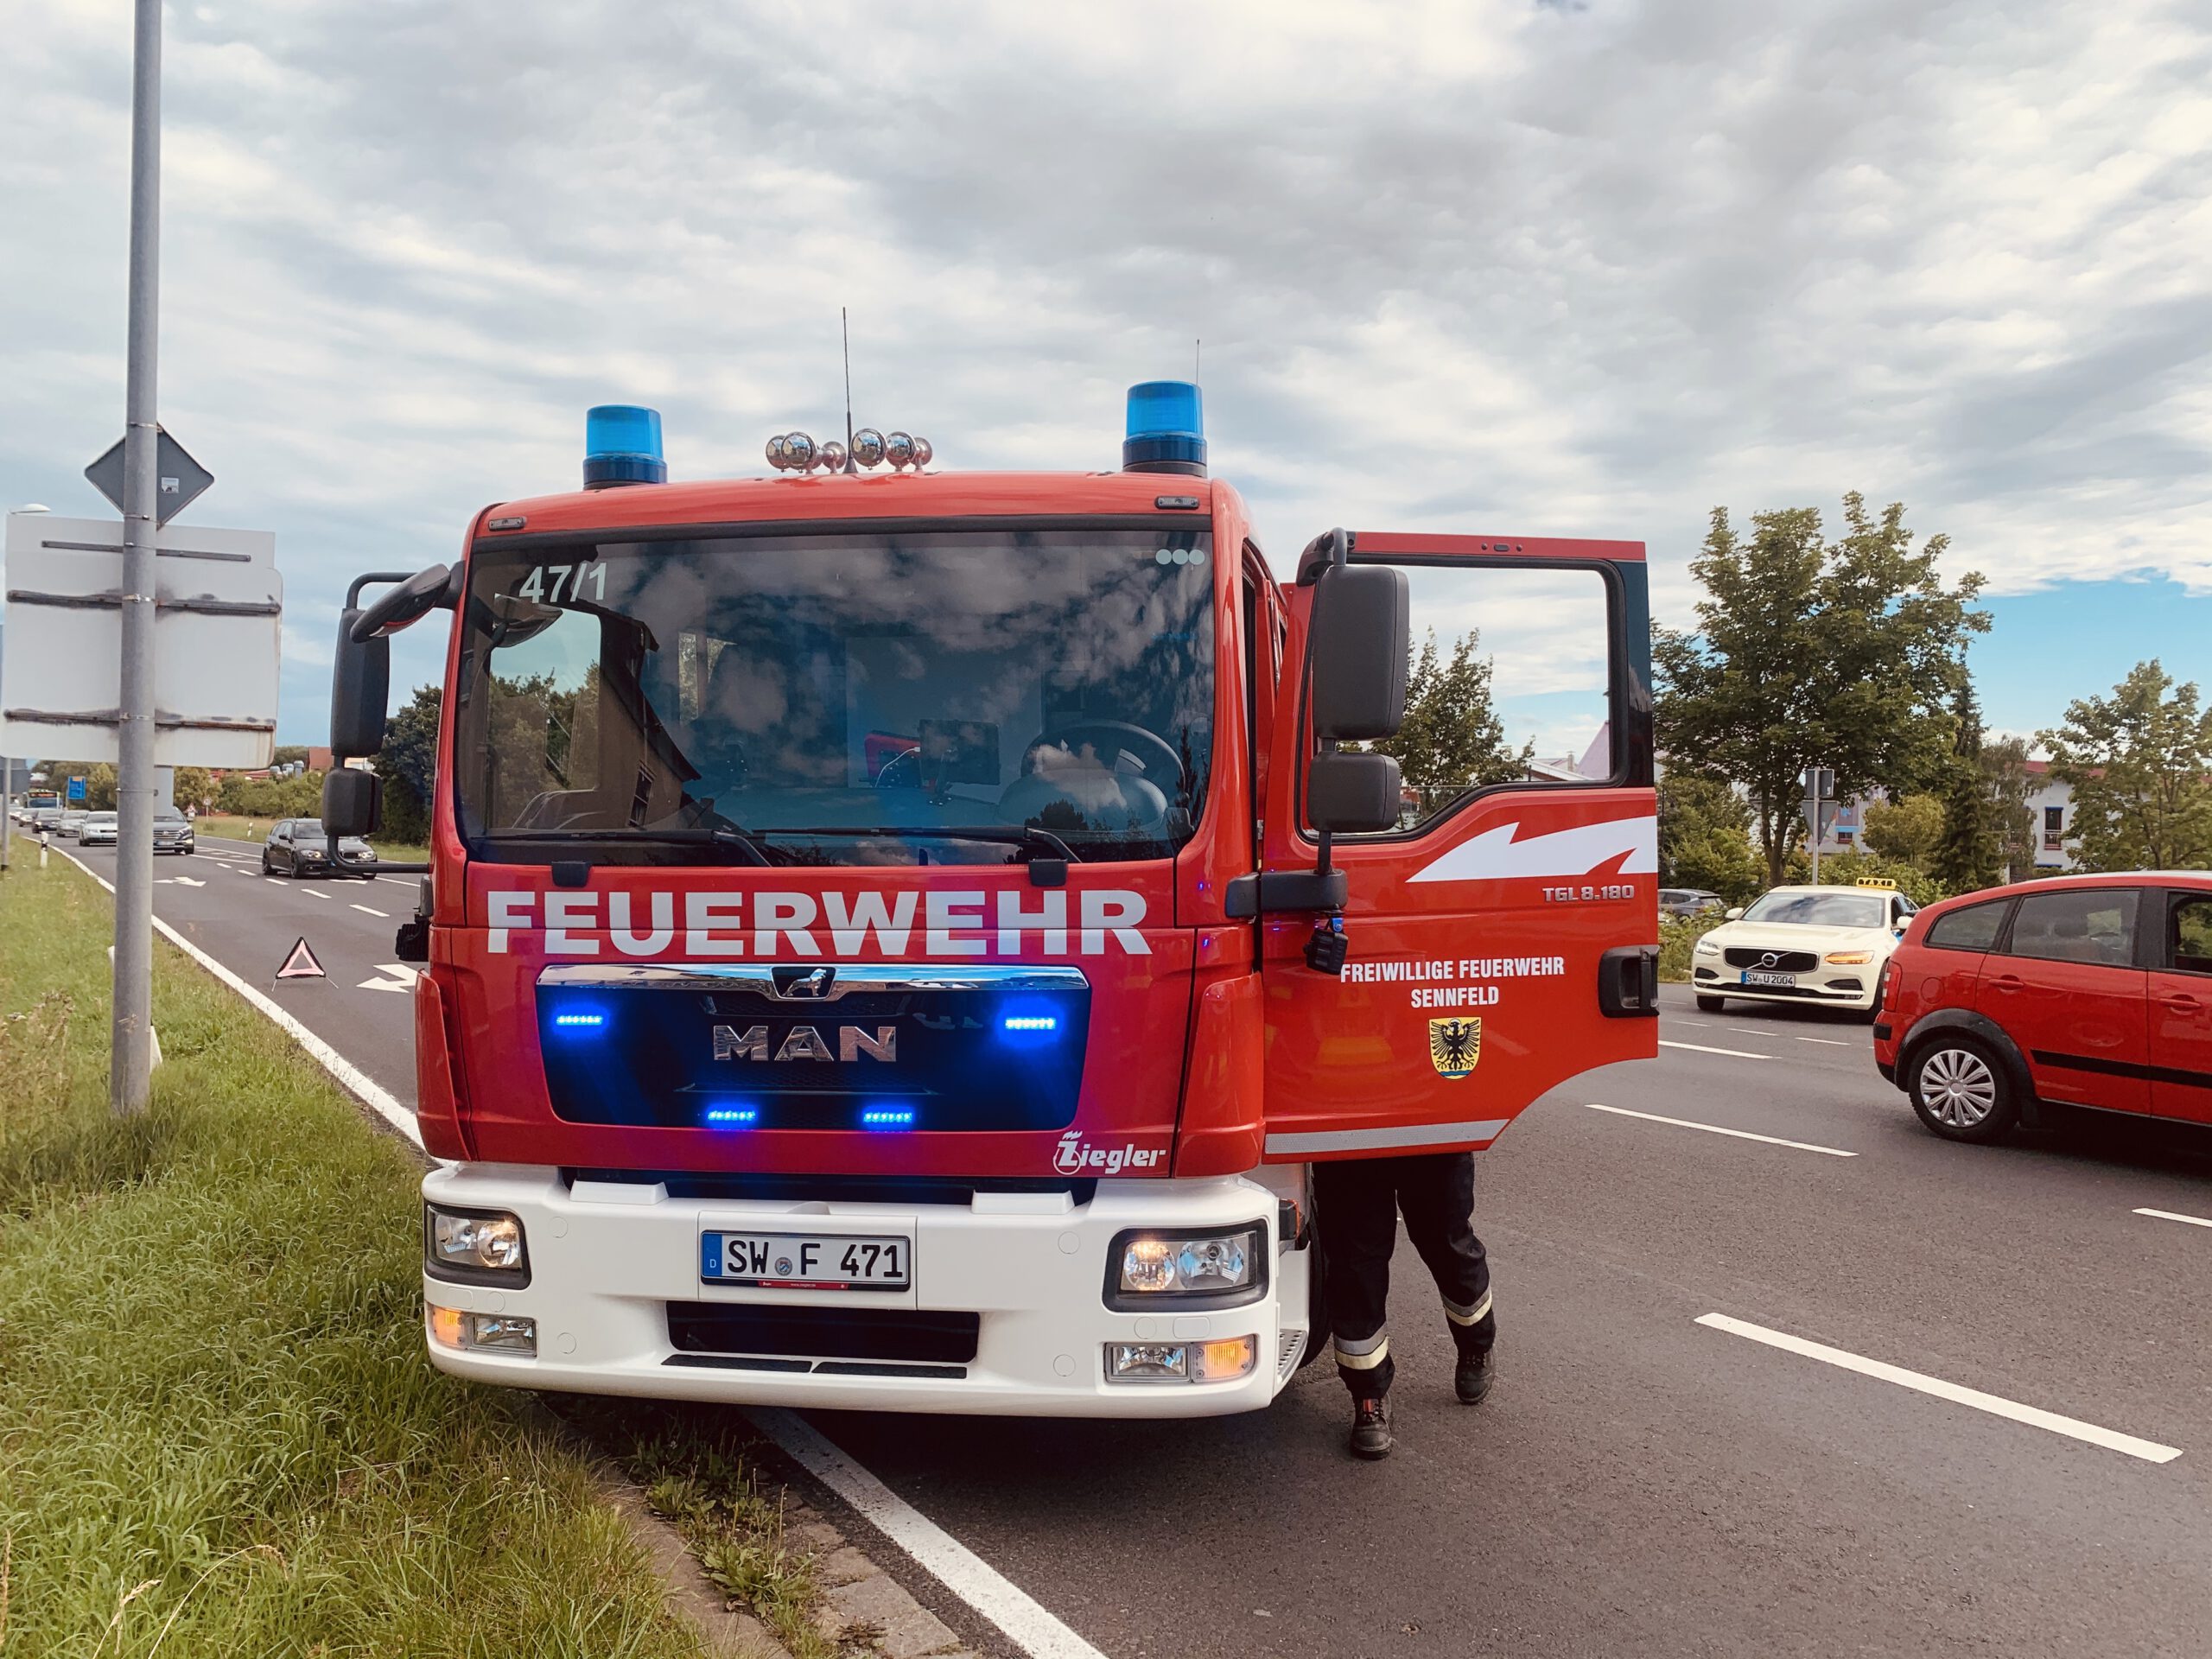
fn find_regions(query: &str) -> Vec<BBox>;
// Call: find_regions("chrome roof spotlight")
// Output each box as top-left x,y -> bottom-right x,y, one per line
884,431 -> 916,469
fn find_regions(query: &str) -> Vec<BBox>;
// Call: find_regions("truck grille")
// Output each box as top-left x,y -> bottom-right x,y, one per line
536,963 -> 1089,1134
666,1303 -> 980,1373
1722,947 -> 1819,971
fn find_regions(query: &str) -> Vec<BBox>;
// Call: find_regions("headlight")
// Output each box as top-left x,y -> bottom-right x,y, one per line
427,1304 -> 537,1356
1823,950 -> 1873,965
1103,1335 -> 1257,1384
1694,938 -> 1720,956
1108,1226 -> 1264,1307
426,1205 -> 529,1281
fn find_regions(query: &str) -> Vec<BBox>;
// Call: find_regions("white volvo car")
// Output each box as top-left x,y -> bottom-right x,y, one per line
1688,880 -> 1916,1016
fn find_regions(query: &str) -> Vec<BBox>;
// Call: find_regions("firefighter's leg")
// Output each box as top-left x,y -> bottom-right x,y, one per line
1396,1151 -> 1495,1356
1313,1155 -> 1402,1399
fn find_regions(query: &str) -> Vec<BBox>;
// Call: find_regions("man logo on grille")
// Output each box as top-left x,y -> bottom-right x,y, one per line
1427,1017 -> 1482,1079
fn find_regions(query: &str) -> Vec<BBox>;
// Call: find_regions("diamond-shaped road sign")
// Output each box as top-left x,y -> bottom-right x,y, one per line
84,428 -> 213,527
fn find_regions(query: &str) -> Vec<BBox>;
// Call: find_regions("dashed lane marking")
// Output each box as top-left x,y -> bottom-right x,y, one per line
1694,1312 -> 2183,1465
1660,1039 -> 1771,1060
1795,1036 -> 1853,1046
2135,1207 -> 2212,1230
352,903 -> 389,917
749,1408 -> 1109,1659
1584,1102 -> 1855,1157
303,889 -> 330,900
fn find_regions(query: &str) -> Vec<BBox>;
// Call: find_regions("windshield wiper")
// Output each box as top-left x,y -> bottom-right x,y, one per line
761,825 -> 1082,863
501,825 -> 772,867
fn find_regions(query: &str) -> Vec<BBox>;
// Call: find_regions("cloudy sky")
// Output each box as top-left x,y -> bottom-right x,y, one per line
3,0 -> 2207,751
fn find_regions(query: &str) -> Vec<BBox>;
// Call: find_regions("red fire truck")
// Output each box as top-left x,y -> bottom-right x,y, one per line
321,385 -> 1658,1416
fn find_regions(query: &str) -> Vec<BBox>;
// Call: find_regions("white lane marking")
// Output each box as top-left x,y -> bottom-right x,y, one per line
156,875 -> 207,887
54,846 -> 425,1151
359,964 -> 418,994
264,877 -> 285,886
302,889 -> 330,900
1674,1020 -> 1712,1027
748,1408 -> 1108,1659
352,903 -> 390,917
1795,1036 -> 1852,1046
1660,1039 -> 1771,1060
1694,1312 -> 2183,1465
2135,1207 -> 2212,1230
1584,1102 -> 1855,1157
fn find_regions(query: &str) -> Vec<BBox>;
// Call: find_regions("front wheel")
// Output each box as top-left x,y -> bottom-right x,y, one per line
1908,1037 -> 2019,1144
261,850 -> 273,874
1695,995 -> 1726,1013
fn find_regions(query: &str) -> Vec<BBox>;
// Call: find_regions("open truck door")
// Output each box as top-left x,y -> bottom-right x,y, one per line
1255,531 -> 1659,1160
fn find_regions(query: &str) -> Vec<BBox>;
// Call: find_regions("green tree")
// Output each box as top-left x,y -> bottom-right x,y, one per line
1657,769 -> 1762,903
84,763 -> 119,810
1372,630 -> 1529,796
2038,660 -> 2212,872
1980,735 -> 2037,880
169,766 -> 215,813
1932,684 -> 2000,893
372,684 -> 443,843
1656,494 -> 1988,885
1861,792 -> 1945,867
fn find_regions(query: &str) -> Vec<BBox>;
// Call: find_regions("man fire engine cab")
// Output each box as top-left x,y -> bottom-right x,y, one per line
318,384 -> 1659,1419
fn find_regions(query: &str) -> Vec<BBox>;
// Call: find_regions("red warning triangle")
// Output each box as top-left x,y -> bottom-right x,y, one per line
276,937 -> 327,980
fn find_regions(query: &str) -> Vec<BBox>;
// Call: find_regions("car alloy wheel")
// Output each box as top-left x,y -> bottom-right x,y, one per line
1921,1046 -> 1996,1128
1909,1038 -> 2018,1144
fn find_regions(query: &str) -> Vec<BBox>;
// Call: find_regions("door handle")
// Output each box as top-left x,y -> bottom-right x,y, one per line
1986,974 -> 2024,992
2159,992 -> 2202,1012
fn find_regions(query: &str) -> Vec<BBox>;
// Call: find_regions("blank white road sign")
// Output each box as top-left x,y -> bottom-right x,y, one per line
0,513 -> 281,769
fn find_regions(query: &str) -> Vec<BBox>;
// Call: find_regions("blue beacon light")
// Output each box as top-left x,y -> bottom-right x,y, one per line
583,404 -> 668,490
1122,380 -> 1206,478
703,1105 -> 758,1127
861,1108 -> 917,1128
551,1010 -> 606,1029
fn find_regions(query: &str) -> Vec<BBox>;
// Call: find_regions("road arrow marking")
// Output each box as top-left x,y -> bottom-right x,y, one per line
156,875 -> 207,887
358,963 -> 419,994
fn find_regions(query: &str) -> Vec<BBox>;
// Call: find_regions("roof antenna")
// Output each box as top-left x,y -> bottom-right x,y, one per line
1194,337 -> 1201,385
842,307 -> 856,475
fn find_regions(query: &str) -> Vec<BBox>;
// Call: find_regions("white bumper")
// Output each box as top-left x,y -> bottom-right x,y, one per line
421,1164 -> 1308,1418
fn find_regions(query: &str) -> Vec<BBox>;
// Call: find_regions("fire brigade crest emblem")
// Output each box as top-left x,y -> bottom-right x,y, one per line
1427,1017 -> 1482,1079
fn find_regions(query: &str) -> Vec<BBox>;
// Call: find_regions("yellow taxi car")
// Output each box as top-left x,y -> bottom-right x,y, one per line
1689,879 -> 1917,1017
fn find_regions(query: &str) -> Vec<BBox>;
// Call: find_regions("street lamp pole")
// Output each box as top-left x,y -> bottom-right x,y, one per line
111,0 -> 163,1116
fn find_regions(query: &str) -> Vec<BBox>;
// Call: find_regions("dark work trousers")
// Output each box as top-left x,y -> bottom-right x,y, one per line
1314,1150 -> 1493,1399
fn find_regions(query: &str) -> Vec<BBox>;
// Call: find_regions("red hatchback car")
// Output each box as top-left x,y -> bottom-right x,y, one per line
1875,873 -> 2212,1142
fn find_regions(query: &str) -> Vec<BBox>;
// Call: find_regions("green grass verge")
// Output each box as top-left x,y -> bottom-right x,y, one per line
188,814 -> 431,862
0,859 -> 705,1657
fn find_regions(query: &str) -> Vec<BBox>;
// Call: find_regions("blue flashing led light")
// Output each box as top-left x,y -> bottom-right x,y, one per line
703,1105 -> 759,1127
860,1108 -> 917,1128
551,1010 -> 606,1029
1002,1015 -> 1058,1032
584,404 -> 668,490
1122,380 -> 1206,478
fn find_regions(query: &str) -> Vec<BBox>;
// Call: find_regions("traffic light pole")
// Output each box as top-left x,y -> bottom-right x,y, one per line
111,0 -> 162,1117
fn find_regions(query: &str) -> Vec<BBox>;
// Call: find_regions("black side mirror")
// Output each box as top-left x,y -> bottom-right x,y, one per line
322,766 -> 383,838
1307,751 -> 1402,834
1308,563 -> 1409,742
330,608 -> 391,760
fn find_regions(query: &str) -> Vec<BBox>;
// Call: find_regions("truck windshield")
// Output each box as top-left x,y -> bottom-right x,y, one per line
454,526 -> 1215,865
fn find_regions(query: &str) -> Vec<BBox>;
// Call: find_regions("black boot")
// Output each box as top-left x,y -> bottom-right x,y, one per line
1453,1344 -> 1496,1406
1348,1395 -> 1393,1459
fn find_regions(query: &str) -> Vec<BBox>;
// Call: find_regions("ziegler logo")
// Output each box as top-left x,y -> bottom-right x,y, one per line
712,1023 -> 896,1063
1052,1132 -> 1165,1175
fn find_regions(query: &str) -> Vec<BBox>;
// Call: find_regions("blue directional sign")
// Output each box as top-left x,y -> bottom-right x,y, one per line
67,777 -> 86,803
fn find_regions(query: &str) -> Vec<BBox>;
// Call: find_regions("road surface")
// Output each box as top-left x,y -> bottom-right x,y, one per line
63,836 -> 2212,1656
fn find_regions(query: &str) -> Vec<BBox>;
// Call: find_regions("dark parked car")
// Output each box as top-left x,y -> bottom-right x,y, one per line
262,818 -> 378,878
1874,873 -> 2212,1142
1659,887 -> 1724,919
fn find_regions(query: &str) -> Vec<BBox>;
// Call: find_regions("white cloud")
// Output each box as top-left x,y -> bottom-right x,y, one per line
2,0 -> 2207,743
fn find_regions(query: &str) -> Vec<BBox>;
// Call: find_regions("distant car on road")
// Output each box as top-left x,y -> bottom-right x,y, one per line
1690,880 -> 1916,1017
262,818 -> 378,878
155,811 -> 196,855
1874,872 -> 2212,1143
54,810 -> 90,839
78,810 -> 118,846
29,808 -> 63,834
1660,887 -> 1725,919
